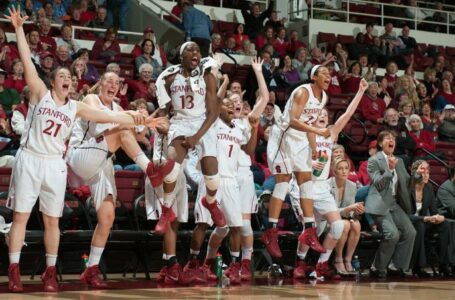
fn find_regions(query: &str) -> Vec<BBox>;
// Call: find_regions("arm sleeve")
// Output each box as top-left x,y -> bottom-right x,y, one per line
367,156 -> 393,192
11,110 -> 25,135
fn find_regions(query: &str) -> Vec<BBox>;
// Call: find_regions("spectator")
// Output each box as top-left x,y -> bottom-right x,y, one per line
381,23 -> 402,55
210,33 -> 222,54
43,1 -> 61,24
398,25 -> 417,54
232,23 -> 249,51
342,61 -> 362,94
89,5 -> 110,36
432,1 -> 447,33
182,0 -> 213,57
416,83 -> 432,103
32,7 -> 47,24
90,26 -> 121,62
55,44 -> 72,69
23,0 -> 34,17
407,114 -> 436,157
384,61 -> 399,98
437,168 -> 455,219
358,140 -> 377,186
420,101 -> 440,133
286,30 -> 305,58
4,59 -> 26,94
435,79 -> 455,111
438,104 -> 455,143
134,39 -> 161,79
422,68 -> 439,105
326,60 -> 343,97
280,54 -> 300,86
71,57 -> 91,92
53,0 -> 69,21
408,160 -> 451,277
328,156 -> 364,275
383,0 -> 407,27
310,46 -> 324,65
131,27 -> 167,69
37,18 -> 57,54
56,24 -> 80,58
364,23 -> 375,46
26,29 -> 46,63
78,0 -> 96,25
442,70 -> 454,86
366,130 -> 416,279
398,99 -> 414,129
369,36 -> 388,68
292,47 -> 312,83
256,26 -> 275,51
259,102 -> 275,128
39,51 -> 56,77
348,32 -> 369,61
405,0 -> 431,29
395,75 -> 420,112
330,144 -> 360,185
264,10 -> 285,32
241,1 -> 274,41
378,77 -> 392,105
229,80 -> 242,95
0,68 -> 21,113
106,0 -> 129,30
0,27 -> 19,72
238,39 -> 256,56
360,81 -> 387,124
381,108 -> 416,166
170,0 -> 185,28
273,27 -> 288,57
126,63 -> 155,104
76,48 -> 100,83
223,37 -> 238,55
11,86 -> 30,136
68,5 -> 82,26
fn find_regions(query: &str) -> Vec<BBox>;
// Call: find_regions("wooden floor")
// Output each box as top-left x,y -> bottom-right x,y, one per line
1,275 -> 455,299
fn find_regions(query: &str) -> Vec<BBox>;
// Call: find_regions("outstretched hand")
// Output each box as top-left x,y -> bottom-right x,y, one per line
6,6 -> 29,29
359,78 -> 368,92
251,56 -> 264,73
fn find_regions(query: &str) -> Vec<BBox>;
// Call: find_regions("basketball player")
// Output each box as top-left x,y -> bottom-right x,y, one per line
66,72 -> 171,288
154,42 -> 224,235
263,65 -> 331,258
290,79 -> 368,280
5,7 -> 153,293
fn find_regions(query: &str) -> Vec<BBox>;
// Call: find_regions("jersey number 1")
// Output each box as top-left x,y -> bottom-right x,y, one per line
43,120 -> 62,137
180,95 -> 194,109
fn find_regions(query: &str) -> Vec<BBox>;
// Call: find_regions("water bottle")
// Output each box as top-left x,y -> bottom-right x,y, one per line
81,253 -> 89,270
312,150 -> 328,177
352,255 -> 361,282
215,253 -> 223,279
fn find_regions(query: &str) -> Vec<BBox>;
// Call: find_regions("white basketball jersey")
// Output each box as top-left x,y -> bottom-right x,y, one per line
216,119 -> 247,178
278,83 -> 327,139
233,117 -> 252,167
69,95 -> 120,147
170,72 -> 206,120
312,135 -> 334,181
21,90 -> 77,156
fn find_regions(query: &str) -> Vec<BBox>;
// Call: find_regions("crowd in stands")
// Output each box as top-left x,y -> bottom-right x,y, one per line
1,0 -> 455,277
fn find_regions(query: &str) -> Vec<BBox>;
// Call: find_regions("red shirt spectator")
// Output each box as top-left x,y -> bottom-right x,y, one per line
360,83 -> 387,123
357,140 -> 378,186
408,114 -> 436,157
273,28 -> 288,57
256,26 -> 275,51
90,27 -> 121,62
327,67 -> 342,96
38,18 -> 57,54
232,23 -> 250,51
342,75 -> 362,94
4,59 -> 26,94
286,30 -> 306,57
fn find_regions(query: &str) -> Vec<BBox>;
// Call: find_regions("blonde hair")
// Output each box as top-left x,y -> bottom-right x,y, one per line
332,156 -> 350,175
395,75 -> 420,110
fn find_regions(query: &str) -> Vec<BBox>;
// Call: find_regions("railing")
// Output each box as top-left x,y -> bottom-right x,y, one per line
308,0 -> 455,34
145,0 -> 182,23
416,0 -> 455,12
164,0 -> 269,9
288,0 -> 309,20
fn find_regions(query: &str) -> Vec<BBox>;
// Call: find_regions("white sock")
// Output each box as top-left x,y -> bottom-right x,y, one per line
317,249 -> 333,263
190,249 -> 200,256
297,250 -> 307,260
162,253 -> 168,260
9,252 -> 20,264
303,217 -> 315,223
134,152 -> 150,171
88,246 -> 104,267
46,254 -> 58,267
163,192 -> 174,208
206,246 -> 218,259
242,247 -> 253,260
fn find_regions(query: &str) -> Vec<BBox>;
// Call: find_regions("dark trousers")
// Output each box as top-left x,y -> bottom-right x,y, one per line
191,37 -> 211,57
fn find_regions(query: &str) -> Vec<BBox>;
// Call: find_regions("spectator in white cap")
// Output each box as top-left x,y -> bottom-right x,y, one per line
438,104 -> 455,143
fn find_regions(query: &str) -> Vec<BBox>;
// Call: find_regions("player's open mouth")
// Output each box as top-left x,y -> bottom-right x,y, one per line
62,84 -> 69,90
227,110 -> 234,116
324,79 -> 330,85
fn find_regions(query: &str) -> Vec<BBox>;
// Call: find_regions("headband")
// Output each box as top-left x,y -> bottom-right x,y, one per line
180,41 -> 195,56
310,64 -> 321,78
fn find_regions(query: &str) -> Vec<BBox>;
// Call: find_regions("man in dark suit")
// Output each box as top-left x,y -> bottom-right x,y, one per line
366,130 -> 416,279
437,168 -> 455,218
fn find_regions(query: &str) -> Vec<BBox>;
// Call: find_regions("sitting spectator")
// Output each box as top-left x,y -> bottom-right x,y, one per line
286,30 -> 305,58
210,33 -> 222,54
408,114 -> 436,157
76,48 -> 100,83
32,7 -> 47,24
416,83 -> 432,103
131,27 -> 167,69
223,37 -> 238,55
348,32 -> 369,61
27,28 -> 46,63
11,86 -> 30,136
364,23 -> 375,46
409,160 -> 452,277
4,59 -> 26,94
384,61 -> 399,98
381,23 -> 402,55
398,100 -> 414,129
326,60 -> 342,97
437,168 -> 455,219
420,102 -> 440,132
397,25 -> 417,55
78,0 -> 96,25
126,63 -> 155,104
273,27 -> 288,57
53,0 -> 69,21
0,27 -> 19,72
422,68 -> 439,106
0,68 -> 21,113
264,10 -> 285,32
358,140 -> 377,186
89,5 -> 110,36
280,54 -> 300,86
395,75 -> 420,112
43,1 -> 61,24
378,77 -> 392,105
39,51 -> 56,78
71,57 -> 91,93
90,26 -> 121,62
342,61 -> 362,94
366,130 -> 416,279
134,39 -> 161,79
291,48 -> 311,83
256,26 -> 275,51
328,157 -> 364,275
241,0 -> 274,41
334,43 -> 349,67
360,81 -> 386,124
232,23 -> 249,51
260,102 -> 275,128
55,44 -> 72,69
406,0 -> 431,30
438,104 -> 455,143
310,46 -> 324,65
238,39 -> 256,56
37,18 -> 57,54
56,24 -> 80,58
369,36 -> 388,68
435,79 -> 455,111
182,0 -> 212,57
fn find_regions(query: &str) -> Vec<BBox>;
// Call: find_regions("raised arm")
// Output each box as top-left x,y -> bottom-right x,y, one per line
249,57 -> 269,119
6,6 -> 47,104
330,79 -> 368,139
217,74 -> 230,99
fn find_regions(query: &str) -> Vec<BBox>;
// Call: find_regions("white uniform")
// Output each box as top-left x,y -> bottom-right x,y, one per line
233,118 -> 258,214
66,96 -> 119,210
194,119 -> 247,227
144,133 -> 188,222
267,84 -> 327,174
165,59 -> 217,158
7,91 -> 77,217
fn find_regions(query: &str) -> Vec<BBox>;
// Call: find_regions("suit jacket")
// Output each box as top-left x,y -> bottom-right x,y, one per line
410,183 -> 438,220
437,179 -> 455,218
365,151 -> 412,216
327,177 -> 357,218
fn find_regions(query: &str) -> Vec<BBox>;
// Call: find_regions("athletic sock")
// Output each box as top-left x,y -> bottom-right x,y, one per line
241,247 -> 253,260
46,254 -> 58,267
267,218 -> 278,229
190,249 -> 200,260
303,217 -> 316,229
317,249 -> 333,263
88,246 -> 104,267
9,252 -> 20,264
230,251 -> 240,263
134,152 -> 150,171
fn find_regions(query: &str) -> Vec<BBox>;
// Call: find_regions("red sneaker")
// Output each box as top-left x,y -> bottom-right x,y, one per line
154,205 -> 177,235
164,263 -> 193,285
146,160 -> 175,188
226,262 -> 241,285
156,266 -> 167,283
315,261 -> 341,280
183,258 -> 200,272
261,228 -> 282,258
8,263 -> 23,293
298,227 -> 326,253
80,265 -> 108,288
201,197 -> 226,228
293,260 -> 312,279
41,266 -> 58,292
240,259 -> 252,281
201,259 -> 218,281
191,266 -> 208,284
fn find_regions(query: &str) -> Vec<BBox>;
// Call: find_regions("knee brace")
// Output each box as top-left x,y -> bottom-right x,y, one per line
299,181 -> 313,199
213,225 -> 230,238
330,220 -> 345,240
163,162 -> 181,183
272,182 -> 290,200
204,174 -> 220,191
241,219 -> 253,237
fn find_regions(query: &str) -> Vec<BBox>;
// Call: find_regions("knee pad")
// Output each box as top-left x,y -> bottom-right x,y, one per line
204,174 -> 220,191
213,225 -> 229,238
163,162 -> 181,183
272,182 -> 289,200
299,181 -> 313,199
330,220 -> 345,240
241,220 -> 253,237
